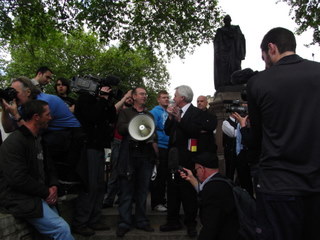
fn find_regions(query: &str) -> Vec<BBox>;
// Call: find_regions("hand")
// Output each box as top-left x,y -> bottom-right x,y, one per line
124,89 -> 133,99
179,168 -> 194,181
167,106 -> 182,122
232,112 -> 248,128
99,86 -> 112,99
2,98 -> 19,117
45,186 -> 58,205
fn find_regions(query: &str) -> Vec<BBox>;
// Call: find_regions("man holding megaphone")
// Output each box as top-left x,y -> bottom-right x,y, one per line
115,87 -> 157,237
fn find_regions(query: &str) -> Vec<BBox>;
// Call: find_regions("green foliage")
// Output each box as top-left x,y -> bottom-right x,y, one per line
1,30 -> 169,107
0,0 -> 223,58
278,0 -> 320,46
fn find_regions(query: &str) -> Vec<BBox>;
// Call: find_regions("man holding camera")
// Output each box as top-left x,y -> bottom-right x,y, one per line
72,77 -> 117,236
248,27 -> 320,240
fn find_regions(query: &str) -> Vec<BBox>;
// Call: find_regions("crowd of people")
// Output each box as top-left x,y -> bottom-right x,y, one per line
0,26 -> 319,240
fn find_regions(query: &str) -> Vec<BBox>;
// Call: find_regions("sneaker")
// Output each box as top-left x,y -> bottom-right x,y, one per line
153,204 -> 167,212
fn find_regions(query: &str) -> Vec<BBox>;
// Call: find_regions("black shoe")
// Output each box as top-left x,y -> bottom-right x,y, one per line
187,226 -> 197,238
89,222 -> 110,231
72,226 -> 95,236
136,225 -> 155,232
116,227 -> 130,237
159,223 -> 182,232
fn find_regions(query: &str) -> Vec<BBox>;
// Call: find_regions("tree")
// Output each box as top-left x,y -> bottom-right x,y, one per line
0,0 -> 223,58
279,0 -> 320,46
1,30 -> 169,107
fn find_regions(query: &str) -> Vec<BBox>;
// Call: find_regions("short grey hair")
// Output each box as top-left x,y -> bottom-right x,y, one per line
175,85 -> 193,103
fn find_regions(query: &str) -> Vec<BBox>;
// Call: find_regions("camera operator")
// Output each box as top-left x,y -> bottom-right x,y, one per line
0,77 -> 83,184
222,113 -> 237,182
72,77 -> 117,236
231,110 -> 254,197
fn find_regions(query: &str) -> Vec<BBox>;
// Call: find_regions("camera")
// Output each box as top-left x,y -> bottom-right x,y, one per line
177,165 -> 188,176
0,87 -> 18,102
70,75 -> 123,100
224,100 -> 248,116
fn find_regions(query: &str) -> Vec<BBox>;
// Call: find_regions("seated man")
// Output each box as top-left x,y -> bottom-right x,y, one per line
0,100 -> 74,240
180,152 -> 240,240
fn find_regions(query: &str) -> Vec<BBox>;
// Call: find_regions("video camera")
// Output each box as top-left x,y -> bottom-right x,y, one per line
224,100 -> 248,116
0,87 -> 17,102
70,75 -> 123,100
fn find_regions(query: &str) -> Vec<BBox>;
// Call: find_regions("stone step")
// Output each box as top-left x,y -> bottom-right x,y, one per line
59,195 -> 199,240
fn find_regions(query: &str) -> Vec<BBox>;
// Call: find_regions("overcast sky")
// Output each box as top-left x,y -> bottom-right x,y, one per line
166,0 -> 320,104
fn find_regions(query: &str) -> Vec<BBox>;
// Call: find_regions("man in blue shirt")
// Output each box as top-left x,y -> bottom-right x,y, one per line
150,90 -> 170,212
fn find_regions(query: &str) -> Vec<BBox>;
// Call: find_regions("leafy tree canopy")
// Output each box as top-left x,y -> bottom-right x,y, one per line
1,30 -> 169,107
0,0 -> 223,58
278,0 -> 320,46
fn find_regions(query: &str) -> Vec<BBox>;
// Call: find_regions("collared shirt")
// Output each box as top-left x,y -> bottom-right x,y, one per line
181,103 -> 191,118
222,116 -> 237,138
196,171 -> 218,193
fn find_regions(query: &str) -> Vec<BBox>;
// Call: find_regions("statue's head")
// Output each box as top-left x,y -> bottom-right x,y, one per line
223,15 -> 232,26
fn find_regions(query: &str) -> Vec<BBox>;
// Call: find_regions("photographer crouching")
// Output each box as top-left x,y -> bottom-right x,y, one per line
71,76 -> 118,236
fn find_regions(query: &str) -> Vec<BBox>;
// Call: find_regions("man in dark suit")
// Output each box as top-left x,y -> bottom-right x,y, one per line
180,152 -> 240,240
196,95 -> 217,153
247,27 -> 320,240
160,85 -> 203,237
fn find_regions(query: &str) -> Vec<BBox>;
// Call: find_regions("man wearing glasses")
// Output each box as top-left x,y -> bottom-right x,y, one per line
179,152 -> 240,240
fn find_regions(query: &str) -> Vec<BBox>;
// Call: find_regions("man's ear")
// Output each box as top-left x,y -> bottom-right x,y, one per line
33,113 -> 40,121
26,88 -> 31,97
268,43 -> 278,55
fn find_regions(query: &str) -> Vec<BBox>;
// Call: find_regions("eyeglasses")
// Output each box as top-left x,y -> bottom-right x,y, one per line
138,92 -> 148,97
192,167 -> 202,175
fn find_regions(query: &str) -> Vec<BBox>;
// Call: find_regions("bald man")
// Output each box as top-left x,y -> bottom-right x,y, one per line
197,95 -> 217,153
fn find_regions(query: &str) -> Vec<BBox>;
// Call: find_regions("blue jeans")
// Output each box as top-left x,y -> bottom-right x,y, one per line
26,200 -> 74,240
118,156 -> 153,229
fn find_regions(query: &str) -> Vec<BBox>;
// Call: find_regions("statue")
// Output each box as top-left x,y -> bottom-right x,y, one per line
214,15 -> 246,91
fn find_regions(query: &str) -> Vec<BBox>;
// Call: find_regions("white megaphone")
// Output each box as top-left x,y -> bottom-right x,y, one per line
128,114 -> 155,141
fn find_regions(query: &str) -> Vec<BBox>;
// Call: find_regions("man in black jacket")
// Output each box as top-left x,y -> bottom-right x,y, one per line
72,80 -> 117,236
0,100 -> 74,240
180,152 -> 240,240
248,27 -> 320,240
160,85 -> 203,237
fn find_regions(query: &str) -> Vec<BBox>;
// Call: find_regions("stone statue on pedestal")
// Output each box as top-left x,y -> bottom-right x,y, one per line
214,15 -> 246,91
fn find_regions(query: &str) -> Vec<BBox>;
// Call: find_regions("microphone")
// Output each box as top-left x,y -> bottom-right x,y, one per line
168,148 -> 179,180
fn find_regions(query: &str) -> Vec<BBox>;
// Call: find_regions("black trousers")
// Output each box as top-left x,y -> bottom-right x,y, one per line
256,191 -> 320,240
150,147 -> 168,208
236,150 -> 254,197
166,172 -> 198,227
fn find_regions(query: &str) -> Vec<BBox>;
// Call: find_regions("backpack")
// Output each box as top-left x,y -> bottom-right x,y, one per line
208,177 -> 256,240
